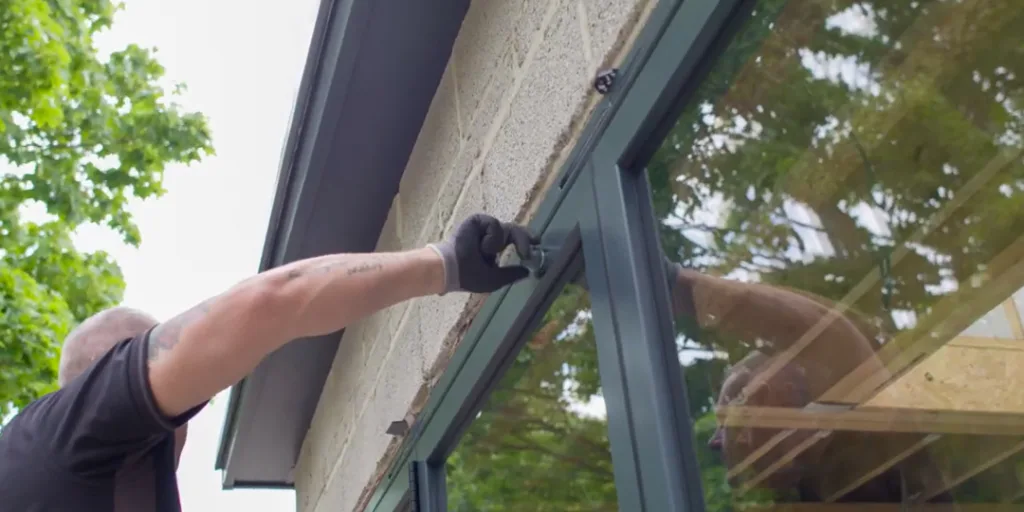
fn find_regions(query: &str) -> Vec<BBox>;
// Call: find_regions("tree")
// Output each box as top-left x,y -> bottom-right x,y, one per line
1,0 -> 213,417
447,282 -> 619,512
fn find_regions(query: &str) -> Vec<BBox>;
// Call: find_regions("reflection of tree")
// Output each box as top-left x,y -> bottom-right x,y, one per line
649,0 -> 1024,507
447,284 -> 617,512
654,0 -> 1024,331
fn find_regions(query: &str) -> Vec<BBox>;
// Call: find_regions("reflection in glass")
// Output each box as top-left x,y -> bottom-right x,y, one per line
446,272 -> 618,511
649,0 -> 1024,508
396,491 -> 413,512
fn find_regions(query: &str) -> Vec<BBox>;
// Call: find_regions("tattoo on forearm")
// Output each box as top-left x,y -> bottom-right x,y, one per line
147,258 -> 389,364
148,300 -> 212,363
346,262 -> 383,275
285,258 -> 384,280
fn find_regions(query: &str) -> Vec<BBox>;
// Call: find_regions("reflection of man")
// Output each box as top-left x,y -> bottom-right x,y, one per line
663,258 -> 933,502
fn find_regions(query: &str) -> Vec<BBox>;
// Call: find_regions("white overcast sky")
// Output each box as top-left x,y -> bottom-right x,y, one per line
73,0 -> 321,509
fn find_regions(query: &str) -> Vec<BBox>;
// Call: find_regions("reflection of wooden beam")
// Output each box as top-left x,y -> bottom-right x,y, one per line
821,433 -> 940,502
732,147 -> 1023,489
949,335 -> 1024,351
739,430 -> 832,493
1004,298 -> 1024,340
865,335 -> 1024,413
825,233 -> 1024,405
726,428 -> 792,479
735,232 -> 1024,492
726,403 -> 842,480
917,438 -> 1024,501
717,405 -> 1024,436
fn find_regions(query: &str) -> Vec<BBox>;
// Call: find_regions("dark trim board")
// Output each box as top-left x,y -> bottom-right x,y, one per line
214,0 -> 470,489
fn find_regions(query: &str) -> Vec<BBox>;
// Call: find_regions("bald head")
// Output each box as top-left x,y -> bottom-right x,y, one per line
58,306 -> 159,387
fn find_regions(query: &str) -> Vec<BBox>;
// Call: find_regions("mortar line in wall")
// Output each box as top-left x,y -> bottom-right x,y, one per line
409,148 -> 468,248
297,319 -> 367,502
319,310 -> 406,510
409,65 -> 505,250
310,298 -> 421,512
306,321 -> 389,512
407,78 -> 494,248
410,0 -> 560,249
462,68 -> 503,143
303,339 -> 360,511
407,0 -> 561,247
451,60 -> 464,145
402,56 -> 500,250
440,0 -> 563,237
576,0 -> 595,70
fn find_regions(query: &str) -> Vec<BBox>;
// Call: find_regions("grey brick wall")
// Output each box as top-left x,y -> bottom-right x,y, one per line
294,0 -> 654,510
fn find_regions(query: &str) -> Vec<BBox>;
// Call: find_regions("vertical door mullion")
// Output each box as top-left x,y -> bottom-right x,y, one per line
587,150 -> 700,512
577,164 -> 646,512
577,0 -> 760,511
409,461 -> 446,512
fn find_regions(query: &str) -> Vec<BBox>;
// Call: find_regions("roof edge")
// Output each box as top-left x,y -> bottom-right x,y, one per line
212,0 -> 470,488
214,0 -> 350,475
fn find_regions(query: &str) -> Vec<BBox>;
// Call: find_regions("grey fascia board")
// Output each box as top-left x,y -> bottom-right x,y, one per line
213,0 -> 357,476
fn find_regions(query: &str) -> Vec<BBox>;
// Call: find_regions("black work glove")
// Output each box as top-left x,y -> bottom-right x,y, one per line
428,214 -> 537,294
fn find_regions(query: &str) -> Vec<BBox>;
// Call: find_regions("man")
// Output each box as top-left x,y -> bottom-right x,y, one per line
0,213 -> 536,512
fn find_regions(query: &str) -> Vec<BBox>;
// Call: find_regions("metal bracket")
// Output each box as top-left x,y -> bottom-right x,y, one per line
520,244 -> 551,278
386,420 -> 409,437
386,413 -> 415,437
593,68 -> 618,94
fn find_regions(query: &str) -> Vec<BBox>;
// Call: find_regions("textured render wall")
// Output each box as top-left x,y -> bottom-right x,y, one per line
295,0 -> 653,510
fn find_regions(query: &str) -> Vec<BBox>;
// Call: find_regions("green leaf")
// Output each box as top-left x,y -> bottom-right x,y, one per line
0,0 -> 213,414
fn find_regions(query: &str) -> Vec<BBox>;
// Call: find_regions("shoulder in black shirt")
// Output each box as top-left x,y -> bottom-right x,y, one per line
0,330 -> 206,512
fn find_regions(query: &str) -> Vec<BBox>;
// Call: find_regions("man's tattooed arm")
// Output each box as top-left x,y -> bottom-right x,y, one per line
285,259 -> 384,280
143,249 -> 444,418
147,300 -> 212,364
149,257 -> 385,364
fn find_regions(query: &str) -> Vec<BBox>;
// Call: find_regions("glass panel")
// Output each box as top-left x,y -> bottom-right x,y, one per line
446,270 -> 618,511
648,0 -> 1024,508
396,491 -> 413,512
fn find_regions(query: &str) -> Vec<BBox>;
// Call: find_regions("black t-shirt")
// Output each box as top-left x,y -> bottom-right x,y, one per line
0,330 -> 206,511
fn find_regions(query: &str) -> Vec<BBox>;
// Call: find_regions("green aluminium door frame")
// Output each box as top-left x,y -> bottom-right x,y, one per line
364,0 -> 754,511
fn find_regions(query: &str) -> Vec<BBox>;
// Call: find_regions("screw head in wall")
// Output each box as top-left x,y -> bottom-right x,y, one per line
594,68 -> 618,95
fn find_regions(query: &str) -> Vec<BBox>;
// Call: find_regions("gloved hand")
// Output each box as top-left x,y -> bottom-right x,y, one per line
428,214 -> 538,294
